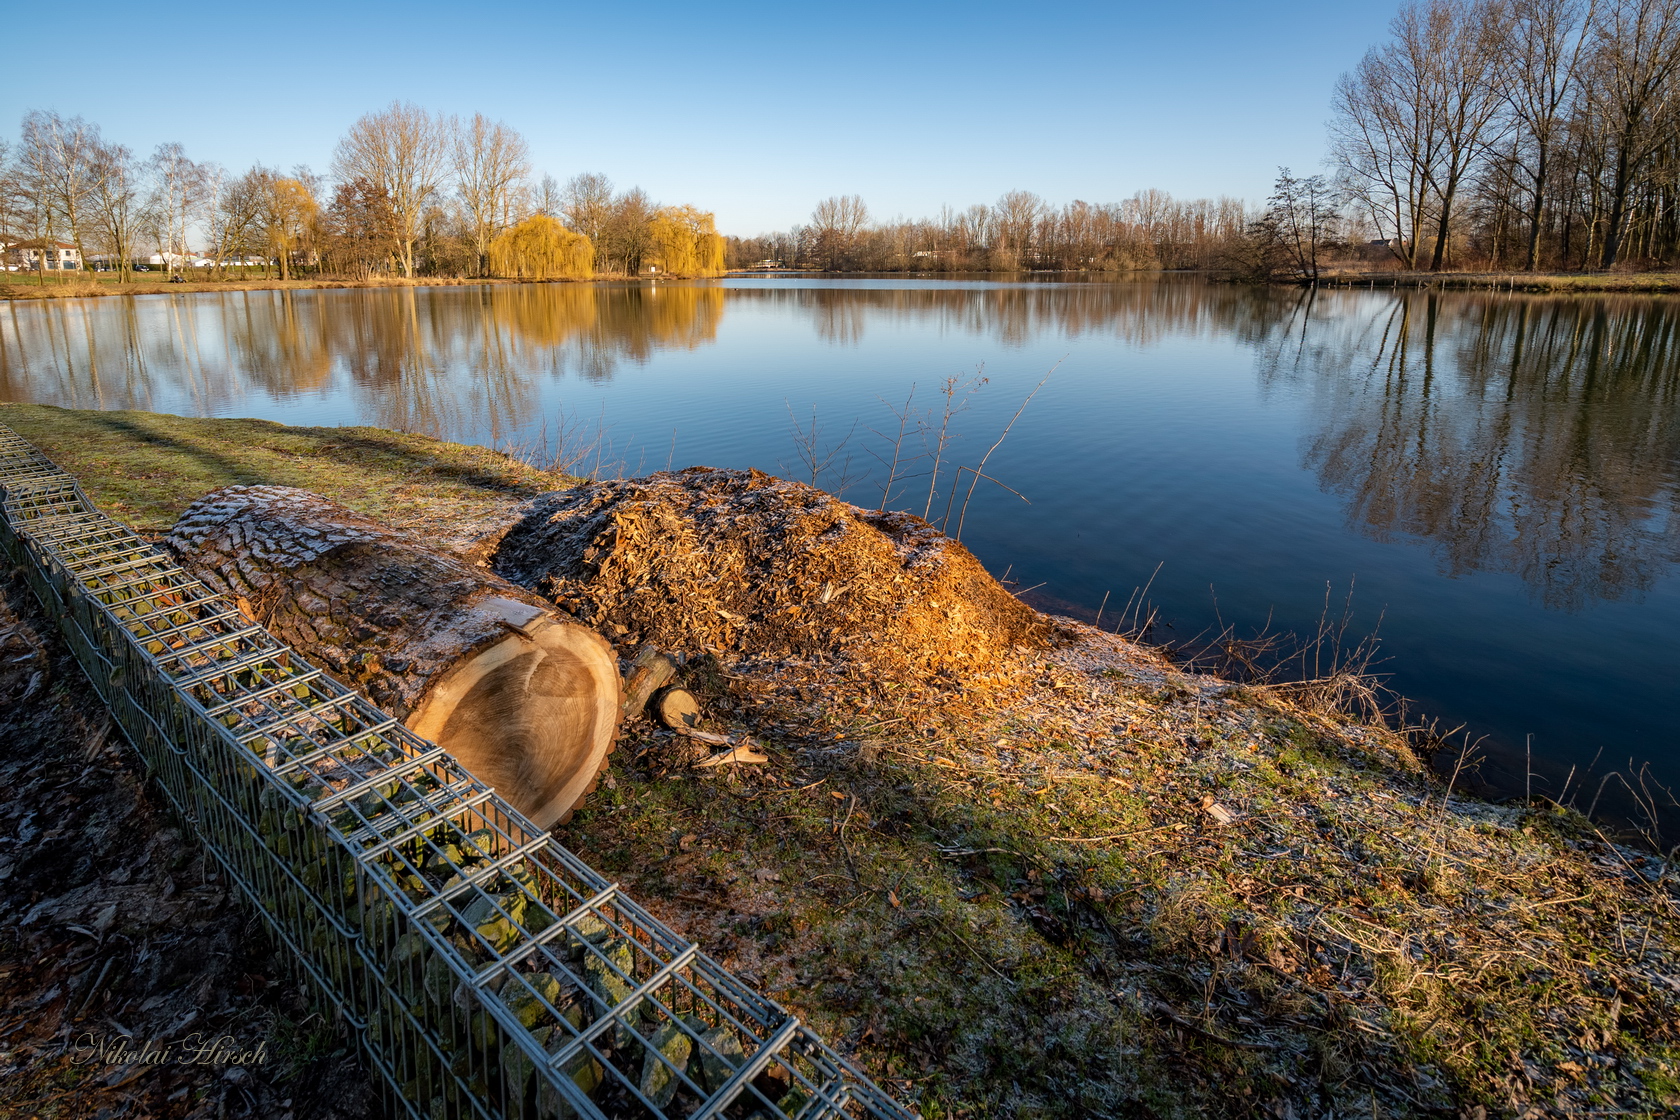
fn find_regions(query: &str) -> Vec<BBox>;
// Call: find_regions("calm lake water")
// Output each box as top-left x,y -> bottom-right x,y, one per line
2,277 -> 1677,830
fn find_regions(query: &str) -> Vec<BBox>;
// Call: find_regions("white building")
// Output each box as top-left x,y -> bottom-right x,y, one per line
7,239 -> 82,271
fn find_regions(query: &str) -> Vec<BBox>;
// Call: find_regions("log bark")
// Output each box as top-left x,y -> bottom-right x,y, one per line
621,645 -> 678,721
165,485 -> 620,827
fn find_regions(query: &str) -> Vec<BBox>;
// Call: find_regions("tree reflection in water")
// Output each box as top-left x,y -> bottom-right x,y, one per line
0,283 -> 725,443
1261,290 -> 1680,611
3,279 -> 1676,615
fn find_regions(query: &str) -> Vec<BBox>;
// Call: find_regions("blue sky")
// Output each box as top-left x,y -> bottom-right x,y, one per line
5,1 -> 1399,234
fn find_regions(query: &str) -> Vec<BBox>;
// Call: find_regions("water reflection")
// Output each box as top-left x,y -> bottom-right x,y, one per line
724,279 -> 1291,348
1260,291 -> 1680,611
0,284 -> 726,441
2,280 -> 1677,614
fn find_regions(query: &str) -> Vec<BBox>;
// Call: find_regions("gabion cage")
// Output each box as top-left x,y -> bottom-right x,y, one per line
0,421 -> 915,1120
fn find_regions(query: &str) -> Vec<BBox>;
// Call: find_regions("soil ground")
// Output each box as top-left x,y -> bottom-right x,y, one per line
2,404 -> 1677,1119
0,570 -> 378,1120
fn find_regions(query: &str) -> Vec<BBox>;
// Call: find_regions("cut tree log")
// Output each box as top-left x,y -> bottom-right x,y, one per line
622,645 -> 678,721
165,486 -> 621,828
654,687 -> 701,731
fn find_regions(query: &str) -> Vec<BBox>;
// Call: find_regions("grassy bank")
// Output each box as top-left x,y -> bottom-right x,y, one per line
2,405 -> 1677,1118
0,274 -> 648,301
0,404 -> 557,538
1318,269 -> 1680,293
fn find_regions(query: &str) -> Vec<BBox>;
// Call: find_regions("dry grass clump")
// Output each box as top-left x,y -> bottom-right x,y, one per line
491,467 -> 1051,705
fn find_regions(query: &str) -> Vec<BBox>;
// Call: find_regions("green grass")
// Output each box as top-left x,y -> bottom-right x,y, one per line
575,690 -> 1680,1118
0,403 -> 560,532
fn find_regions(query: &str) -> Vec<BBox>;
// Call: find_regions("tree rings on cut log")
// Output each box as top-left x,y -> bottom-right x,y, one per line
404,600 -> 621,828
165,486 -> 621,827
654,687 -> 701,730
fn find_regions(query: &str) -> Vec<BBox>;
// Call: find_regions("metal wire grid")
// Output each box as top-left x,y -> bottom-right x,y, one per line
0,422 -> 916,1120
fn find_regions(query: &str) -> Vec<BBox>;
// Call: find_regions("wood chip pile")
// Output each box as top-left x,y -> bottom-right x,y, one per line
492,468 -> 1051,701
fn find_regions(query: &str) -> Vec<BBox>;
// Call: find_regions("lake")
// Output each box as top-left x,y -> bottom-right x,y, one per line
2,276 -> 1676,834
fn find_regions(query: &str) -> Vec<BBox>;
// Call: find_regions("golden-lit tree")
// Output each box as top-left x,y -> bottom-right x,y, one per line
646,205 -> 725,276
488,215 -> 593,279
245,169 -> 320,281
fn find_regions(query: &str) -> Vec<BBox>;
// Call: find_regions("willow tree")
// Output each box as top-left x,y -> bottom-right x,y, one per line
254,172 -> 318,280
647,205 -> 726,276
488,214 -> 593,279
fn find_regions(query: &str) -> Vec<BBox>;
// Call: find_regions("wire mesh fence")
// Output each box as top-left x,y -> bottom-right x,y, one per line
0,421 -> 916,1120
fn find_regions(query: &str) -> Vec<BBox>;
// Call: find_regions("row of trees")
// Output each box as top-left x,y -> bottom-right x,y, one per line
0,104 -> 725,282
735,0 -> 1680,277
726,190 -> 1253,272
1333,0 -> 1680,271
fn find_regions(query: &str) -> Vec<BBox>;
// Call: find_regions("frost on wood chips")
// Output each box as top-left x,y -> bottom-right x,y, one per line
493,467 -> 1053,703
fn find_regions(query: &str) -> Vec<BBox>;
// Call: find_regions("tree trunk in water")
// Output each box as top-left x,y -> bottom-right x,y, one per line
165,486 -> 621,827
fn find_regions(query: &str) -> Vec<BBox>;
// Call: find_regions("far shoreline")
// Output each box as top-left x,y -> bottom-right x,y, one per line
11,266 -> 1680,300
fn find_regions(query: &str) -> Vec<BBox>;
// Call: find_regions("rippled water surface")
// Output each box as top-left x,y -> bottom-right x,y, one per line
3,277 -> 1676,823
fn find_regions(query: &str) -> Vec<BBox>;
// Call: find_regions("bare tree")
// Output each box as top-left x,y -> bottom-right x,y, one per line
1589,0 -> 1680,267
809,195 -> 869,269
144,143 -> 204,277
1257,168 -> 1341,281
13,123 -> 57,284
599,187 -> 654,275
89,140 -> 141,282
331,101 -> 449,277
533,173 -> 563,219
218,168 -> 266,278
993,190 -> 1044,265
1420,0 -> 1514,270
1331,26 -> 1443,267
562,173 -> 614,246
0,140 -> 19,247
21,111 -> 99,273
451,113 -> 530,276
322,176 -> 398,278
1502,0 -> 1596,268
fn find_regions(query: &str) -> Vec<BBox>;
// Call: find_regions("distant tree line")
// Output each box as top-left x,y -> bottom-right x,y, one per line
1333,0 -> 1680,271
725,190 -> 1251,272
0,102 -> 725,283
